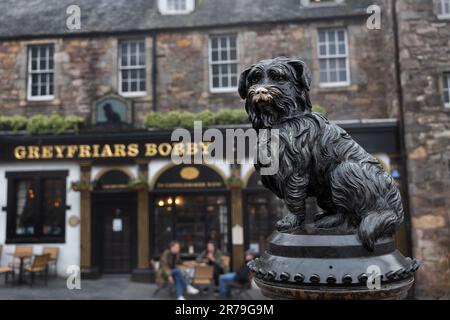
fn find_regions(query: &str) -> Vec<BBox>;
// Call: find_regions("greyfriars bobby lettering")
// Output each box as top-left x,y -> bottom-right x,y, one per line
241,58 -> 419,300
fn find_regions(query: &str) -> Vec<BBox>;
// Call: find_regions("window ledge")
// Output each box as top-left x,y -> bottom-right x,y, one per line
27,95 -> 55,102
210,87 -> 238,94
319,82 -> 351,89
119,92 -> 148,98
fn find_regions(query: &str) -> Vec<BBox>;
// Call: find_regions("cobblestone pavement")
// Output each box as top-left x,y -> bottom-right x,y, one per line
0,275 -> 268,300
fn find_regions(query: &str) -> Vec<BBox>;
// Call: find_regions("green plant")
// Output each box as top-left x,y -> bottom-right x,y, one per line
71,181 -> 92,192
179,111 -> 196,128
128,178 -> 149,191
226,175 -> 244,188
214,109 -> 235,125
197,110 -> 215,127
144,112 -> 165,129
0,115 -> 28,131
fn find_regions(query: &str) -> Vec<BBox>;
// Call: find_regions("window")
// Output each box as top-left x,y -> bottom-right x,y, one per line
118,40 -> 146,96
6,171 -> 67,243
209,34 -> 239,92
27,44 -> 54,100
437,0 -> 450,19
158,0 -> 195,14
318,29 -> 350,87
444,73 -> 450,108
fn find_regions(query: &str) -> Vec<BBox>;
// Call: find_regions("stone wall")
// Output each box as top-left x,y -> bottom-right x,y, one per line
0,37 -> 153,123
397,0 -> 450,299
0,11 -> 397,123
156,17 -> 397,120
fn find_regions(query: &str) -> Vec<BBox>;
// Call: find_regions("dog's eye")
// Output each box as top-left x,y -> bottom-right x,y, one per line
249,71 -> 262,84
269,70 -> 286,82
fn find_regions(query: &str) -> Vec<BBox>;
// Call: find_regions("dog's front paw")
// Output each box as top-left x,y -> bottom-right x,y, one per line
276,213 -> 302,232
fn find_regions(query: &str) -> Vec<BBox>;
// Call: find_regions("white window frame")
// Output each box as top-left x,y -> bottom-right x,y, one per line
118,39 -> 147,98
158,0 -> 195,15
443,73 -> 450,109
300,0 -> 344,7
208,34 -> 239,93
27,45 -> 54,101
437,0 -> 450,19
318,28 -> 350,88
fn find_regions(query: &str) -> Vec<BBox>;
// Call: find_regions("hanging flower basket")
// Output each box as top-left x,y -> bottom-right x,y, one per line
128,179 -> 149,191
71,181 -> 92,192
226,176 -> 243,189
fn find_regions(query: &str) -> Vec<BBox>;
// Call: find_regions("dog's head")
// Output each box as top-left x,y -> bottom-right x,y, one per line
239,57 -> 312,129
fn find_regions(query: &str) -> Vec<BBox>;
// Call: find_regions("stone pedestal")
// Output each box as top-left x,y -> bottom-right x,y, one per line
249,230 -> 419,300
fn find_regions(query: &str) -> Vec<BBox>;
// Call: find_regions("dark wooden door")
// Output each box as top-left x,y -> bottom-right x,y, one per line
100,201 -> 133,273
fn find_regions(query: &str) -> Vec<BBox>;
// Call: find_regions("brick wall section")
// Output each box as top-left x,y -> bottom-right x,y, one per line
397,0 -> 450,298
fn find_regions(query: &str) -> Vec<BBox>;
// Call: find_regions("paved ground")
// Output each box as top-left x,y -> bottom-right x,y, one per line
0,275 -> 268,300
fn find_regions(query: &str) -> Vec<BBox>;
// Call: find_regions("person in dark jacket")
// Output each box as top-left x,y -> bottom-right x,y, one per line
218,250 -> 255,298
196,241 -> 228,286
155,241 -> 199,300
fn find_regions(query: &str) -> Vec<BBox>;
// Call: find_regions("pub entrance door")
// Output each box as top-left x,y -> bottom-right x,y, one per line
92,192 -> 137,274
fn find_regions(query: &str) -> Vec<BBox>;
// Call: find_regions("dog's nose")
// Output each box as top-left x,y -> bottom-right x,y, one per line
255,87 -> 268,95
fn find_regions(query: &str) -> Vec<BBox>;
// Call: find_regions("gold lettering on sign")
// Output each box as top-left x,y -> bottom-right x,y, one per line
41,146 -> 53,159
79,145 -> 91,158
127,144 -> 139,157
158,143 -> 171,157
114,144 -> 126,158
92,144 -> 101,158
14,146 -> 26,160
54,145 -> 67,159
28,146 -> 40,159
145,143 -> 157,157
101,145 -> 113,158
172,143 -> 184,157
67,145 -> 79,158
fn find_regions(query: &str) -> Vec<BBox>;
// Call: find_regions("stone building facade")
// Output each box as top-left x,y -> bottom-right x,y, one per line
0,0 -> 448,298
396,0 -> 450,299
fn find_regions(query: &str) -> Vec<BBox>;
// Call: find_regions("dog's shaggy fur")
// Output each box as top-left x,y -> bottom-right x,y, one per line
239,57 -> 403,251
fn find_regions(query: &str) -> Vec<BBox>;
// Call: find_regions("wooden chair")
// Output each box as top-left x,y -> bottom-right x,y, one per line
221,255 -> 231,271
8,246 -> 33,270
24,254 -> 50,287
43,247 -> 59,277
0,245 -> 14,285
192,265 -> 214,294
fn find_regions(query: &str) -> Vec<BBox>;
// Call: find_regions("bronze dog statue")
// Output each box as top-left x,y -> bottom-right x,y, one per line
239,57 -> 404,251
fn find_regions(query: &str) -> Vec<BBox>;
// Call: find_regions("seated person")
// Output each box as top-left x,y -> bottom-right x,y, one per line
196,240 -> 228,286
155,241 -> 199,300
218,250 -> 255,298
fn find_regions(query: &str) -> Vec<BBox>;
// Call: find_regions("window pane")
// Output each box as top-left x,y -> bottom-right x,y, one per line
330,70 -> 337,82
15,180 -> 35,236
131,81 -> 137,92
231,75 -> 237,87
221,50 -> 228,60
49,73 -> 54,95
230,49 -> 237,60
319,31 -> 326,43
212,76 -> 219,88
212,65 -> 219,76
139,80 -> 146,91
121,44 -> 128,66
230,64 -> 237,74
222,76 -> 229,87
338,43 -> 346,55
122,81 -> 129,92
211,38 -> 218,50
320,70 -> 328,83
211,50 -> 218,62
40,57 -> 47,70
31,47 -> 38,59
42,179 -> 65,236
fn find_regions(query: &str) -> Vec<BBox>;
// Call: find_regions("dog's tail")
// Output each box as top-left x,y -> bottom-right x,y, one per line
358,210 -> 400,251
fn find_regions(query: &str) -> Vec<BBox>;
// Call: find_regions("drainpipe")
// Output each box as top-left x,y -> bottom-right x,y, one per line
392,0 -> 413,258
152,33 -> 158,112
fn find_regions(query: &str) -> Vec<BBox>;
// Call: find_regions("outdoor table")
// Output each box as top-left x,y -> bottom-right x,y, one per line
8,252 -> 34,285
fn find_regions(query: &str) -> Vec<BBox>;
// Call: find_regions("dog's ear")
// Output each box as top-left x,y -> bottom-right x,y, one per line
238,64 -> 254,99
288,60 -> 312,91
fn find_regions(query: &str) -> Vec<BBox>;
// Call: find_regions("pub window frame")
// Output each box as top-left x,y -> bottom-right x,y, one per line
5,171 -> 68,244
437,0 -> 450,19
317,28 -> 350,88
118,39 -> 147,97
208,34 -> 239,93
27,44 -> 55,101
443,72 -> 450,109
